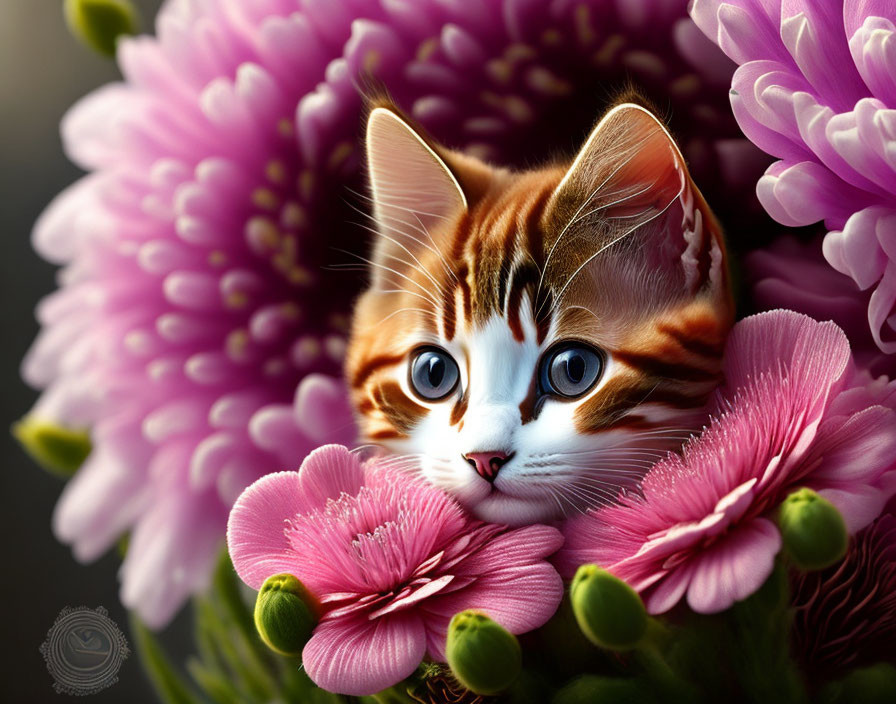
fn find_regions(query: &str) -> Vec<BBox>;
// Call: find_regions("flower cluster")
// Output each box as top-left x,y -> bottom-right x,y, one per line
227,445 -> 563,696
226,308 -> 896,697
557,311 -> 896,614
20,0 -> 896,701
24,0 -> 763,629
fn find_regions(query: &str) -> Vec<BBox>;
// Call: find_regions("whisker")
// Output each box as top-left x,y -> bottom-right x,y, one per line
537,141 -> 651,299
377,307 -> 440,326
333,245 -> 441,307
552,182 -> 684,306
345,215 -> 450,298
344,187 -> 459,285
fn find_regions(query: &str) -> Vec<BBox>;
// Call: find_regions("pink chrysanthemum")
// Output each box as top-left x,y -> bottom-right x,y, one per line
227,445 -> 564,696
24,0 -> 761,626
557,310 -> 896,615
691,0 -> 896,353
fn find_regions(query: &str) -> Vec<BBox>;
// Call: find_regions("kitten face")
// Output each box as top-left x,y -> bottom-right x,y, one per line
347,104 -> 733,526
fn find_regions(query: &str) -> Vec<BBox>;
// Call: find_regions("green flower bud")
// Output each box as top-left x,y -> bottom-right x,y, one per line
254,574 -> 318,656
64,0 -> 138,57
779,488 -> 848,570
553,675 -> 659,704
820,663 -> 896,704
570,565 -> 647,650
445,611 -> 521,695
13,416 -> 91,477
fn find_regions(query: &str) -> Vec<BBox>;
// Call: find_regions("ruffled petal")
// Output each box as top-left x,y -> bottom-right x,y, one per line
810,405 -> 896,486
422,560 -> 563,660
721,310 -> 851,400
451,524 -> 564,575
226,471 -> 303,589
686,518 -> 781,614
297,444 -> 365,508
303,612 -> 426,696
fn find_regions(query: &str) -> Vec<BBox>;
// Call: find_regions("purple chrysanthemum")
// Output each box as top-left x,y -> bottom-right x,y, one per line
24,0 -> 758,627
691,0 -> 896,354
747,236 -> 896,378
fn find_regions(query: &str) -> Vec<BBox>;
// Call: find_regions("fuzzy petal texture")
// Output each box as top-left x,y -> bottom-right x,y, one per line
302,613 -> 427,697
558,310 -> 896,614
228,446 -> 564,695
26,0 -> 765,628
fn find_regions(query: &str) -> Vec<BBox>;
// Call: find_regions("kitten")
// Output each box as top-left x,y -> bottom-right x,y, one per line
346,101 -> 733,526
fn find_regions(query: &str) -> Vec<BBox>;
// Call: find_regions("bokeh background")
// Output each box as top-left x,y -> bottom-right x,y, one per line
0,2 -> 176,701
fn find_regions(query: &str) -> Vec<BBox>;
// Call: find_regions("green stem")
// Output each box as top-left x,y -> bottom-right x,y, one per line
210,551 -> 280,683
195,596 -> 276,701
634,637 -> 700,704
367,684 -> 418,703
213,551 -> 261,650
187,658 -> 242,704
130,614 -> 204,704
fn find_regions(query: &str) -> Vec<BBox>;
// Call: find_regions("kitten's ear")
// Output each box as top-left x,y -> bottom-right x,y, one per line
365,108 -> 467,288
547,103 -> 726,300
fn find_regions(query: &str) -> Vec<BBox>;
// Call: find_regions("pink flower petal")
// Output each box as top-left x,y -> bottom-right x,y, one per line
293,373 -> 357,445
226,471 -> 303,590
713,478 -> 757,523
817,485 -> 888,534
811,405 -> 896,485
423,561 -> 563,660
451,524 -> 564,575
297,444 -> 365,508
722,310 -> 851,396
644,562 -> 694,615
686,518 -> 781,614
303,612 -> 426,696
368,574 -> 455,619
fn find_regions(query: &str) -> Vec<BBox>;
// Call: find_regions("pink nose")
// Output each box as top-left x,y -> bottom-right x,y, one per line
464,451 -> 511,482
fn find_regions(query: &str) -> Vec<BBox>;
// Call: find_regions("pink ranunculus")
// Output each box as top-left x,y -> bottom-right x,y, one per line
227,444 -> 564,696
556,310 -> 896,615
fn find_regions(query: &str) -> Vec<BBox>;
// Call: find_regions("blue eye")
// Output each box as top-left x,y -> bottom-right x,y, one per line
409,347 -> 460,401
540,343 -> 603,398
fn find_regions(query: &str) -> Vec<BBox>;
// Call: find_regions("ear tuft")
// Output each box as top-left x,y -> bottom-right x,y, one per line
365,109 -> 466,289
548,103 -> 727,302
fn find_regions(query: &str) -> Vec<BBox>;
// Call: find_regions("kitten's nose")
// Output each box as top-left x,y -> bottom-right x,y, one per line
464,451 -> 511,482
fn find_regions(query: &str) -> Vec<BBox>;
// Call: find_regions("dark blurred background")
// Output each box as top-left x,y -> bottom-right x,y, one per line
0,2 -> 175,701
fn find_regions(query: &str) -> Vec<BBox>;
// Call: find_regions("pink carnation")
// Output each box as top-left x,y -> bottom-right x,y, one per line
557,310 -> 896,615
227,445 -> 564,696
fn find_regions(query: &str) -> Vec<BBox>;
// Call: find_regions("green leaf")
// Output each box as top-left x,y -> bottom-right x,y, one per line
130,614 -> 204,704
63,0 -> 138,57
13,415 -> 91,477
187,659 -> 242,704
